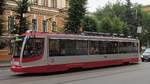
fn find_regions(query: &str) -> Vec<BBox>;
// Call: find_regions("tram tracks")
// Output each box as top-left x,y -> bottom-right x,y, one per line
0,63 -> 150,83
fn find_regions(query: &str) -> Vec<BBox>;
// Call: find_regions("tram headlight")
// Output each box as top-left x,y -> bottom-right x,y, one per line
13,61 -> 20,66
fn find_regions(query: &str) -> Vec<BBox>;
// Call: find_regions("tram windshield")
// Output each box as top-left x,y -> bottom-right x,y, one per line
13,36 -> 44,58
23,38 -> 44,58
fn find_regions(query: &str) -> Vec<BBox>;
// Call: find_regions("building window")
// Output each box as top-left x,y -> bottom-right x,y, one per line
43,20 -> 47,32
52,21 -> 56,32
51,16 -> 57,32
51,0 -> 57,8
32,19 -> 38,32
65,0 -> 69,8
32,15 -> 38,32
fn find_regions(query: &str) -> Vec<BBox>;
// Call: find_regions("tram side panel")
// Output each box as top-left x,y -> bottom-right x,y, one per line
47,40 -> 140,70
11,33 -> 140,73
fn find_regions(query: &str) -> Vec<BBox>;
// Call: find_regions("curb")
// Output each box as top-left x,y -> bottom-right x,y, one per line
0,62 -> 11,67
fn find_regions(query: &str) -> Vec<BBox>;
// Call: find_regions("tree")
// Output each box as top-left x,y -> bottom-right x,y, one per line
0,0 -> 5,35
98,16 -> 127,34
65,0 -> 87,33
14,0 -> 30,34
123,0 -> 138,37
93,0 -> 150,46
0,0 -> 5,15
140,12 -> 150,47
94,2 -> 128,35
82,15 -> 97,32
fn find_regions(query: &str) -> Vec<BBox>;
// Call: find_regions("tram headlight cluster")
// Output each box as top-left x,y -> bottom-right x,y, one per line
13,61 -> 20,66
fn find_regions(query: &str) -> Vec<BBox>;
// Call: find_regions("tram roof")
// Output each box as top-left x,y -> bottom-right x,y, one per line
22,32 -> 138,43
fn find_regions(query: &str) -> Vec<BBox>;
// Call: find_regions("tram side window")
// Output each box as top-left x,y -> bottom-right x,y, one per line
132,42 -> 138,53
99,41 -> 106,54
49,40 -> 60,56
111,42 -> 119,54
89,41 -> 99,55
119,42 -> 138,53
105,42 -> 113,54
49,39 -> 88,56
103,41 -> 119,54
119,42 -> 128,53
63,40 -> 76,56
61,40 -> 88,56
129,42 -> 138,53
89,41 -> 119,55
49,39 -> 77,56
76,40 -> 88,55
59,40 -> 66,56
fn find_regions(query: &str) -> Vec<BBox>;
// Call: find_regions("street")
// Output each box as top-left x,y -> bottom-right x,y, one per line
0,62 -> 150,84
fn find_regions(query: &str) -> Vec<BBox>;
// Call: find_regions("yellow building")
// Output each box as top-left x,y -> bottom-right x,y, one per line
3,0 -> 69,35
143,5 -> 150,12
0,0 -> 69,61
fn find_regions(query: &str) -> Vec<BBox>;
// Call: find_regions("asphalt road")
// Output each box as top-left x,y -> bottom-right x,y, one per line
1,62 -> 150,84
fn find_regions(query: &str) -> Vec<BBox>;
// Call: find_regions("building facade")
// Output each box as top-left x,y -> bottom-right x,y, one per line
0,0 -> 69,61
143,5 -> 150,12
3,0 -> 69,35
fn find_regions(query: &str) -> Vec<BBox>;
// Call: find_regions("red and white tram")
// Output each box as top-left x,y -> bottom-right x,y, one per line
11,32 -> 140,73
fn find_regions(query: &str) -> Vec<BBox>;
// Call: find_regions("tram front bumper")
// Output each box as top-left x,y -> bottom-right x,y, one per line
10,65 -> 51,73
11,65 -> 23,73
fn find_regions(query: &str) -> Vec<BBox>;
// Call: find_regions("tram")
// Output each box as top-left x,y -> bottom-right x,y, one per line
11,32 -> 140,73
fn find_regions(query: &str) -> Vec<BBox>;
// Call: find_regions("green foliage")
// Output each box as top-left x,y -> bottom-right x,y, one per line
140,12 -> 150,46
98,16 -> 127,34
14,0 -> 30,34
82,16 -> 97,32
16,0 -> 29,14
65,0 -> 87,33
123,0 -> 138,37
94,1 -> 128,35
94,0 -> 150,46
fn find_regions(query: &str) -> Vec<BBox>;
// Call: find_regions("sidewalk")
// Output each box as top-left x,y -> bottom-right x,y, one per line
0,61 -> 10,67
0,50 -> 11,67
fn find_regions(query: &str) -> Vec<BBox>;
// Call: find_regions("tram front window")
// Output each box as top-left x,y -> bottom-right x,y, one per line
23,38 -> 44,58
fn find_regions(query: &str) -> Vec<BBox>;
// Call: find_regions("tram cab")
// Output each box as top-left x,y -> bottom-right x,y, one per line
11,33 -> 46,73
10,32 -> 140,74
